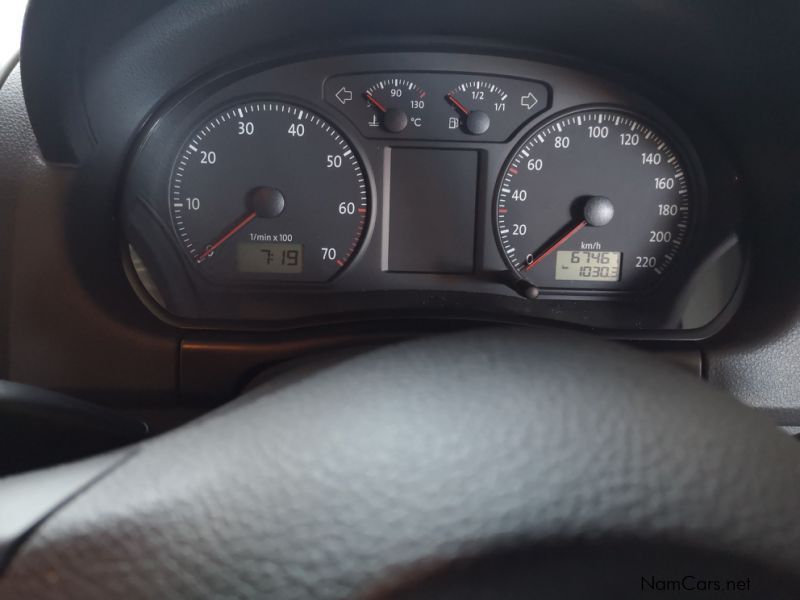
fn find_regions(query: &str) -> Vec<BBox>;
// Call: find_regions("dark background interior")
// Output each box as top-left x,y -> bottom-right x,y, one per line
1,0 -> 799,432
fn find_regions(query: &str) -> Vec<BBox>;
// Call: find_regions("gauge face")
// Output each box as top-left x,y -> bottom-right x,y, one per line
446,80 -> 509,135
170,101 -> 369,283
496,108 -> 692,292
363,78 -> 427,133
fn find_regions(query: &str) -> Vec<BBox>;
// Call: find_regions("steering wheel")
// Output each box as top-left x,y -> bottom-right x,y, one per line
1,328 -> 799,598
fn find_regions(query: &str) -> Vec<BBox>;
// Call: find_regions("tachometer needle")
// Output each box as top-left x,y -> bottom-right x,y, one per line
525,219 -> 587,271
196,211 -> 257,263
364,92 -> 388,113
447,94 -> 470,116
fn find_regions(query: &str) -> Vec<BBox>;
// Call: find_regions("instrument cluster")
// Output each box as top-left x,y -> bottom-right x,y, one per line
121,52 -> 744,337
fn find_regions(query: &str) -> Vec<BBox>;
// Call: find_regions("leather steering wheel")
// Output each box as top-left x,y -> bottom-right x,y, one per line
1,328 -> 799,598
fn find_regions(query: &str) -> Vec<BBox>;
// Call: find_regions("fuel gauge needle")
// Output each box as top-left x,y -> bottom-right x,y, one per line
447,94 -> 470,116
196,211 -> 257,263
525,219 -> 587,271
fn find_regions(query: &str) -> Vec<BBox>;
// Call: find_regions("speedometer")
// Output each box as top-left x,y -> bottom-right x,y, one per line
495,108 -> 692,293
170,101 -> 369,284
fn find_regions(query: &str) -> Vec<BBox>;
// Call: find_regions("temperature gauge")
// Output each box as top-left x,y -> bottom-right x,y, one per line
363,78 -> 427,133
446,81 -> 509,135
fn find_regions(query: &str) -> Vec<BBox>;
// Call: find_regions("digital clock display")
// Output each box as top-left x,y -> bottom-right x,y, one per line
555,251 -> 621,282
237,243 -> 303,274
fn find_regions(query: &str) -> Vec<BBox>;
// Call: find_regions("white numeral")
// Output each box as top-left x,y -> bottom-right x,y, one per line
527,158 -> 543,171
649,230 -> 672,243
588,125 -> 609,138
636,256 -> 657,268
620,133 -> 640,146
654,177 -> 675,190
338,202 -> 355,215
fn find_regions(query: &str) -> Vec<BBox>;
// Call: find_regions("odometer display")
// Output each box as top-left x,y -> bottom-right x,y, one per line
496,108 -> 691,291
170,101 -> 368,283
555,251 -> 621,282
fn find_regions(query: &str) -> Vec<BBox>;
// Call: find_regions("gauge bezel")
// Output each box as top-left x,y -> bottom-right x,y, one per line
492,103 -> 705,298
164,94 -> 375,289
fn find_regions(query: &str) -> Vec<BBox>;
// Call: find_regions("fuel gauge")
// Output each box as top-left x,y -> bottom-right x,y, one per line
446,81 -> 509,135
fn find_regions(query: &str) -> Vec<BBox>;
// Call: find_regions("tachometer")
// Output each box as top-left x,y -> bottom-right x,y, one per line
170,101 -> 369,283
495,108 -> 692,293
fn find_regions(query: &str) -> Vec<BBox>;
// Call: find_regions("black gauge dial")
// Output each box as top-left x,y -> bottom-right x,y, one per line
170,101 -> 369,283
446,80 -> 509,135
363,78 -> 427,133
496,108 -> 692,292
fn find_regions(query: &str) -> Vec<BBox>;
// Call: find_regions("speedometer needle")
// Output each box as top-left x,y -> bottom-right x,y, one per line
523,195 -> 614,271
524,219 -> 587,271
196,211 -> 257,263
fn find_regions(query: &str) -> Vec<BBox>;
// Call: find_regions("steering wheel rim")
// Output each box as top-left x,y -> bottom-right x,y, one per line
1,327 -> 799,598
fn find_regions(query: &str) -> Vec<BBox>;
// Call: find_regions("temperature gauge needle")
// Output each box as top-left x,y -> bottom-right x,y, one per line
196,211 -> 257,263
525,219 -> 587,271
447,94 -> 470,116
364,93 -> 388,113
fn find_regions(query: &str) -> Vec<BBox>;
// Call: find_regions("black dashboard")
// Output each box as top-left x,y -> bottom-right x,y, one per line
122,52 -> 744,336
3,0 -> 800,420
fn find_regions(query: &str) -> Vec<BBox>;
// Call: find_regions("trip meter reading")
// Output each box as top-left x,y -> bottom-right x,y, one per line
555,251 -> 621,282
496,108 -> 692,292
170,101 -> 369,283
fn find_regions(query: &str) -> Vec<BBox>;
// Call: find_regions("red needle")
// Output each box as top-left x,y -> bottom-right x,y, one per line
525,219 -> 588,271
364,93 -> 388,113
447,94 -> 471,116
196,211 -> 257,263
